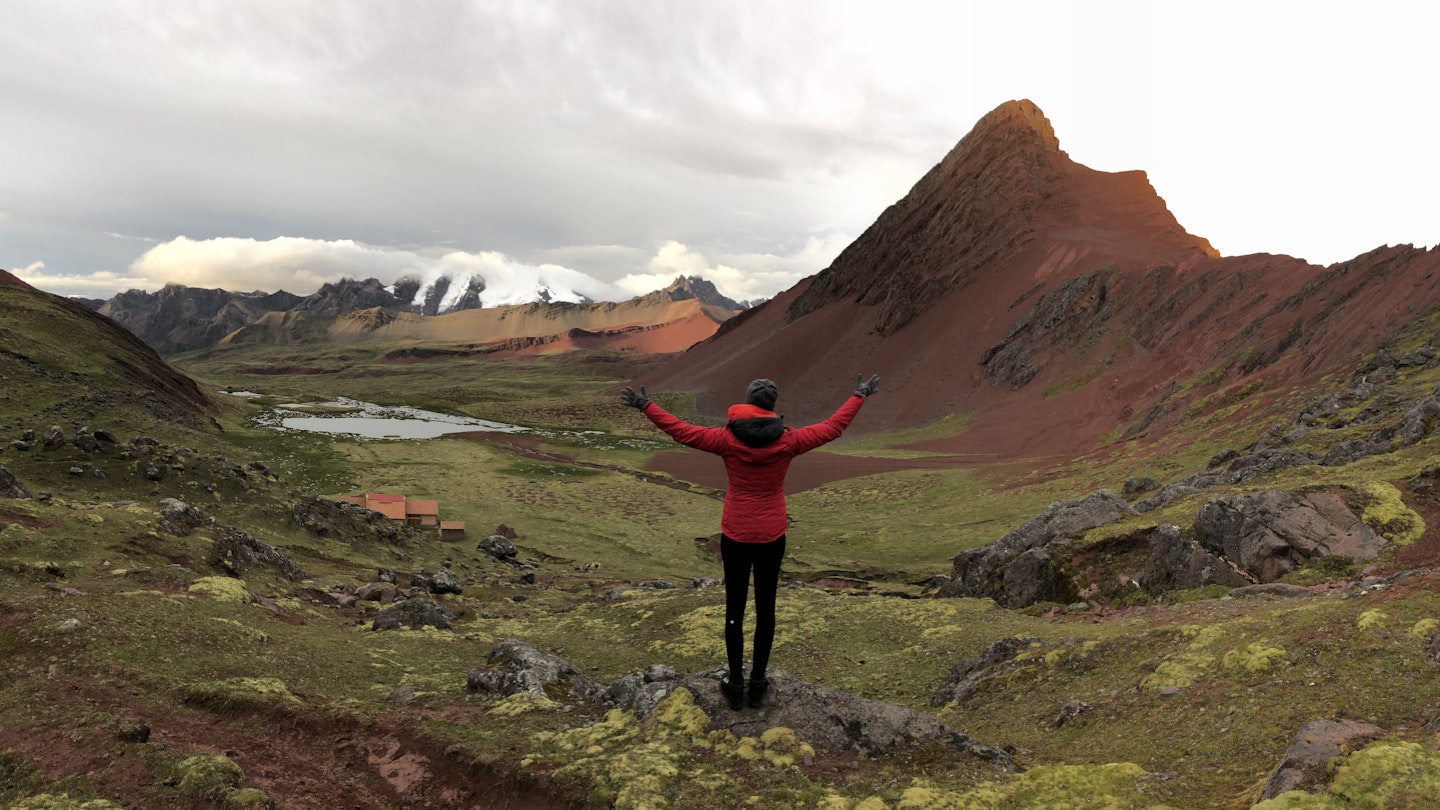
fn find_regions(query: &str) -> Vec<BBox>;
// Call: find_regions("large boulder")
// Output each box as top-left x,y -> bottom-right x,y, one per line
610,665 -> 1014,769
944,490 -> 1133,607
210,526 -> 307,581
1259,719 -> 1384,800
466,638 -> 602,703
477,535 -> 518,560
373,598 -> 455,631
158,498 -> 209,536
0,465 -> 30,499
1193,490 -> 1384,582
1140,524 -> 1251,594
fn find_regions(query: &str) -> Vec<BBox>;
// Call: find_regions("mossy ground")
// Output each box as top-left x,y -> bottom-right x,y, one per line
5,341 -> 1440,807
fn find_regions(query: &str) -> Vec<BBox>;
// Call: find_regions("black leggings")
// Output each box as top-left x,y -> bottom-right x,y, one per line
720,534 -> 786,682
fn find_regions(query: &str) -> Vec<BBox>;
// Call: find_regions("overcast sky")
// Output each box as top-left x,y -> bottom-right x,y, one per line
3,1 -> 1437,303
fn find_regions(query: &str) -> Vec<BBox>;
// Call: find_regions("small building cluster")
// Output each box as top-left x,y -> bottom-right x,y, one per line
335,492 -> 466,540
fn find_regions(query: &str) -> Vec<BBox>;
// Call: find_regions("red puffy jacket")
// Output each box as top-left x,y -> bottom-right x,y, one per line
640,395 -> 866,542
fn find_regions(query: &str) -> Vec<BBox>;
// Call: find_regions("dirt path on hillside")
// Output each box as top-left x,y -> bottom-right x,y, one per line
3,676 -> 578,809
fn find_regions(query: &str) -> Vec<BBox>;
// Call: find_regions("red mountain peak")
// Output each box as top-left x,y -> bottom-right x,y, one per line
790,100 -> 1214,336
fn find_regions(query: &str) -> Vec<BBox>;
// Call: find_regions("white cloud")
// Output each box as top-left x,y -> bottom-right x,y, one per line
12,262 -> 150,297
615,235 -> 848,302
130,236 -> 415,294
126,235 -> 629,303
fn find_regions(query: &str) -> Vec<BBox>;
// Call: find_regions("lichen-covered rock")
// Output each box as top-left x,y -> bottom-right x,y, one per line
1194,489 -> 1385,582
413,566 -> 464,595
1259,719 -> 1384,800
210,525 -> 307,581
1229,583 -> 1313,598
290,496 -> 414,545
372,597 -> 455,631
355,582 -> 398,602
467,638 -> 601,703
158,498 -> 209,536
1141,524 -> 1251,594
478,534 -> 518,559
930,636 -> 1042,707
1121,475 -> 1159,497
944,490 -> 1133,607
42,425 -> 66,451
0,464 -> 31,498
610,665 -> 1014,768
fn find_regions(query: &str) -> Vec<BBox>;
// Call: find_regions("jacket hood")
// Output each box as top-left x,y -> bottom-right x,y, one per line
726,403 -> 785,448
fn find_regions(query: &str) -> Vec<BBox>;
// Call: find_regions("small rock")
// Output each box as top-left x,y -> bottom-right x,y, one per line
389,685 -> 420,705
54,619 -> 82,633
114,718 -> 151,743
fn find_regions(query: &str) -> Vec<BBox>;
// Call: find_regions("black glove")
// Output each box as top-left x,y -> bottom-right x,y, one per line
854,374 -> 880,397
621,386 -> 650,409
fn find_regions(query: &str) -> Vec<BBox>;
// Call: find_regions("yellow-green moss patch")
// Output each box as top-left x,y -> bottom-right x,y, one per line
1358,482 -> 1425,546
187,576 -> 251,603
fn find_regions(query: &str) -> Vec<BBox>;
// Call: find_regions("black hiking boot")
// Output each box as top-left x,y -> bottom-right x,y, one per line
747,677 -> 769,709
719,675 -> 745,711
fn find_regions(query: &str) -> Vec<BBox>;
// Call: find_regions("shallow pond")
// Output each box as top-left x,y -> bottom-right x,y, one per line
252,396 -> 529,440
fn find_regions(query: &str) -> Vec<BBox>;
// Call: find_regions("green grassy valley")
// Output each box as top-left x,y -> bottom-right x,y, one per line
6,278 -> 1440,809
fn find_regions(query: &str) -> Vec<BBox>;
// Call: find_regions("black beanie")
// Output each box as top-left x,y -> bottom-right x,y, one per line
744,378 -> 779,411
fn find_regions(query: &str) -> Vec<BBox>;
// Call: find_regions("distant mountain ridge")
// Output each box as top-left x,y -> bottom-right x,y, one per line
98,275 -> 743,356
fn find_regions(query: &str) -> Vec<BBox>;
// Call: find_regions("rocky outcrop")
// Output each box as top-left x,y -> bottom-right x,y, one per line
465,640 -> 1013,768
930,637 -> 1041,707
1193,490 -> 1384,583
466,638 -> 603,703
607,665 -> 1013,768
942,490 -> 1134,607
210,526 -> 307,581
372,598 -> 455,631
0,465 -> 30,499
1140,524 -> 1252,594
290,497 -> 416,545
412,567 -> 464,595
1259,720 -> 1384,800
158,498 -> 210,536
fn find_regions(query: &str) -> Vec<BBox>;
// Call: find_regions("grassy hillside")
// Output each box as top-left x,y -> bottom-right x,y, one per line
4,314 -> 1440,807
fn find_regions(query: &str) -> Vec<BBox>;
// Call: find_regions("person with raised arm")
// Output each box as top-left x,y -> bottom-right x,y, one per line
620,374 -> 880,709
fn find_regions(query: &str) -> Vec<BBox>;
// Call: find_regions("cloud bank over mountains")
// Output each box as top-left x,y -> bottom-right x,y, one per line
16,235 -> 815,304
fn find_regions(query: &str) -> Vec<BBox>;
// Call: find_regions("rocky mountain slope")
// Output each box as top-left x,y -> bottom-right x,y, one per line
98,284 -> 305,357
641,100 -> 1440,462
100,275 -> 741,357
1,275 -> 212,426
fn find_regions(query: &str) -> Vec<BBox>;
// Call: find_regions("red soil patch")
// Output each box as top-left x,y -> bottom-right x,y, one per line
4,677 -> 578,809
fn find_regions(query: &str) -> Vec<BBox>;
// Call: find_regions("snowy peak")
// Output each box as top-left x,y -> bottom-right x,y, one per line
390,269 -> 595,314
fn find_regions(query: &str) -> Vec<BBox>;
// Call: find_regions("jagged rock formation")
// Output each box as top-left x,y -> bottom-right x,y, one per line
635,276 -> 746,311
1193,490 -> 1384,583
99,284 -> 303,356
940,490 -> 1135,607
294,278 -> 401,316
